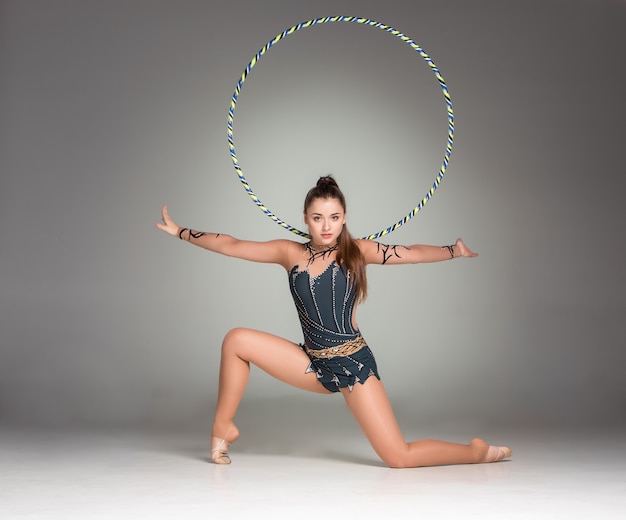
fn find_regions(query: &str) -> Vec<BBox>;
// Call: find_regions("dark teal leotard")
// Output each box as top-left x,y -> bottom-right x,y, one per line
288,261 -> 380,392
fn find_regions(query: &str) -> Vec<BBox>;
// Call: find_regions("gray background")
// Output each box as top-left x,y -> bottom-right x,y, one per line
1,0 -> 625,435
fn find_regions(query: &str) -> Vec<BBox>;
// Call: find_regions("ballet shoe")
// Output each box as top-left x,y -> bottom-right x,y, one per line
482,445 -> 512,463
211,436 -> 231,465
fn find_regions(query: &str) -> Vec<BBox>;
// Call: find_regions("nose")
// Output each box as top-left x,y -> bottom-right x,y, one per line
322,219 -> 330,231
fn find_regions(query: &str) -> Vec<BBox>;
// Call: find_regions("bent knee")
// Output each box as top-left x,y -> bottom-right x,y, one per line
384,456 -> 410,469
380,447 -> 412,469
221,327 -> 253,350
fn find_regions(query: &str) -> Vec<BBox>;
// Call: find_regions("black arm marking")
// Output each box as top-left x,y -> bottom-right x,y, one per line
376,243 -> 409,265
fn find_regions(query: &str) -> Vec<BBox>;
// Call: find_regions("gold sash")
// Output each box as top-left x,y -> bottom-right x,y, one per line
304,336 -> 366,359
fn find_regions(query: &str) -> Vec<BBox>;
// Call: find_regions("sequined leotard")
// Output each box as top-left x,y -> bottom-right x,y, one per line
289,261 -> 380,392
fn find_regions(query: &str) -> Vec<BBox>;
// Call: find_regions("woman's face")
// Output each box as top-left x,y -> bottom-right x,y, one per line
304,197 -> 346,247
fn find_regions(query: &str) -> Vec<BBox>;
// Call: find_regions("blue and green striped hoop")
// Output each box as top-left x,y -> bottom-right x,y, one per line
227,16 -> 454,240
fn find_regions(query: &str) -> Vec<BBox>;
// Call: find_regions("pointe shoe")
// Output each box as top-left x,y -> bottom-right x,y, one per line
211,437 -> 231,465
483,445 -> 512,463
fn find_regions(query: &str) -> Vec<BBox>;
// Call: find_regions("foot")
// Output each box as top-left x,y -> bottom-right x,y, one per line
211,423 -> 239,465
482,445 -> 512,462
470,438 -> 512,463
211,436 -> 232,465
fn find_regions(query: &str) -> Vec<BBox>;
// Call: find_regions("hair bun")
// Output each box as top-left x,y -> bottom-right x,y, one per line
317,175 -> 338,188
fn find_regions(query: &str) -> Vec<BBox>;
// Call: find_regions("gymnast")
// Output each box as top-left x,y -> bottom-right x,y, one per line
156,176 -> 512,467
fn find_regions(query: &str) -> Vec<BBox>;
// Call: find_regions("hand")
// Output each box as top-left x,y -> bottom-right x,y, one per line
156,204 -> 181,237
455,238 -> 478,258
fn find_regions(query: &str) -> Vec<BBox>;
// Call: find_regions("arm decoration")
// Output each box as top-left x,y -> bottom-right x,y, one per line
178,228 -> 218,241
190,230 -> 208,239
377,243 -> 407,265
443,245 -> 455,259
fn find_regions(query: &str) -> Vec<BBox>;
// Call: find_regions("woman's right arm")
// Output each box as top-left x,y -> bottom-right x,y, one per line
156,204 -> 292,266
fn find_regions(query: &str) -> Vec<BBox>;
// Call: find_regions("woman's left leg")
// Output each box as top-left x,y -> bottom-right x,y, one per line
341,377 -> 508,468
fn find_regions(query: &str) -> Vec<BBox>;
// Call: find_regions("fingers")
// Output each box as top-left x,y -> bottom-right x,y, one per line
156,204 -> 176,235
156,204 -> 166,229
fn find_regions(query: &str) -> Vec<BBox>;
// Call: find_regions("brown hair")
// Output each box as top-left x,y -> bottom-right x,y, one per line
304,176 -> 368,302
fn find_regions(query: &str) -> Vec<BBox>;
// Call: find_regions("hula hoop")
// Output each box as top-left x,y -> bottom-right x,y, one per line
227,16 -> 454,240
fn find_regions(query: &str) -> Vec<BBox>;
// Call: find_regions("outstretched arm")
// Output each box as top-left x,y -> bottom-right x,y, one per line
156,204 -> 291,266
358,238 -> 478,265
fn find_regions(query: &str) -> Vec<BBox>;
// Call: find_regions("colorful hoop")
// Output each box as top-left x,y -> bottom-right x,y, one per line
227,16 -> 454,240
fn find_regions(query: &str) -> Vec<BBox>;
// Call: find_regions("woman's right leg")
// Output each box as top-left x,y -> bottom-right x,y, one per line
341,377 -> 511,468
211,327 -> 331,448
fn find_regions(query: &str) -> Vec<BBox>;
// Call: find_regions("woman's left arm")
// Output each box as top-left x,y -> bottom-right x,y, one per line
358,238 -> 478,265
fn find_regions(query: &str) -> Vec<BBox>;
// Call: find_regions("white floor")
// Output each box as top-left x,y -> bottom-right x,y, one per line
2,423 -> 625,520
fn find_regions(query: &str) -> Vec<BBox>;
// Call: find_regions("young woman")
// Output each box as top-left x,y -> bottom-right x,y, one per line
156,176 -> 512,468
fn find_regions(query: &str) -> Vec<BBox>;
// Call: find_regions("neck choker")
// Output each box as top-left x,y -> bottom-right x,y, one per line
305,242 -> 338,266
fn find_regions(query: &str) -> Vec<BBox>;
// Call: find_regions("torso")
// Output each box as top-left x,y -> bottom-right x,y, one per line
287,243 -> 360,350
284,240 -> 381,393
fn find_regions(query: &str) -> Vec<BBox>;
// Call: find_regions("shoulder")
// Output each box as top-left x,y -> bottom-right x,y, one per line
355,239 -> 381,263
282,239 -> 306,251
268,239 -> 305,258
355,239 -> 376,252
280,239 -> 308,270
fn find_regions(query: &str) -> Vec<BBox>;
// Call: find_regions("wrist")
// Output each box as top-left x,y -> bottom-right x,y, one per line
442,244 -> 456,259
178,227 -> 189,240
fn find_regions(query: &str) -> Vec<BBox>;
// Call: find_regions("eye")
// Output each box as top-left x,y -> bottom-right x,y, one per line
313,216 -> 321,221
332,215 -> 339,221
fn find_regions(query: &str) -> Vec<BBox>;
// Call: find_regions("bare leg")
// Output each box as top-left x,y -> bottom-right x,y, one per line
341,377 -> 511,468
211,327 -> 331,460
